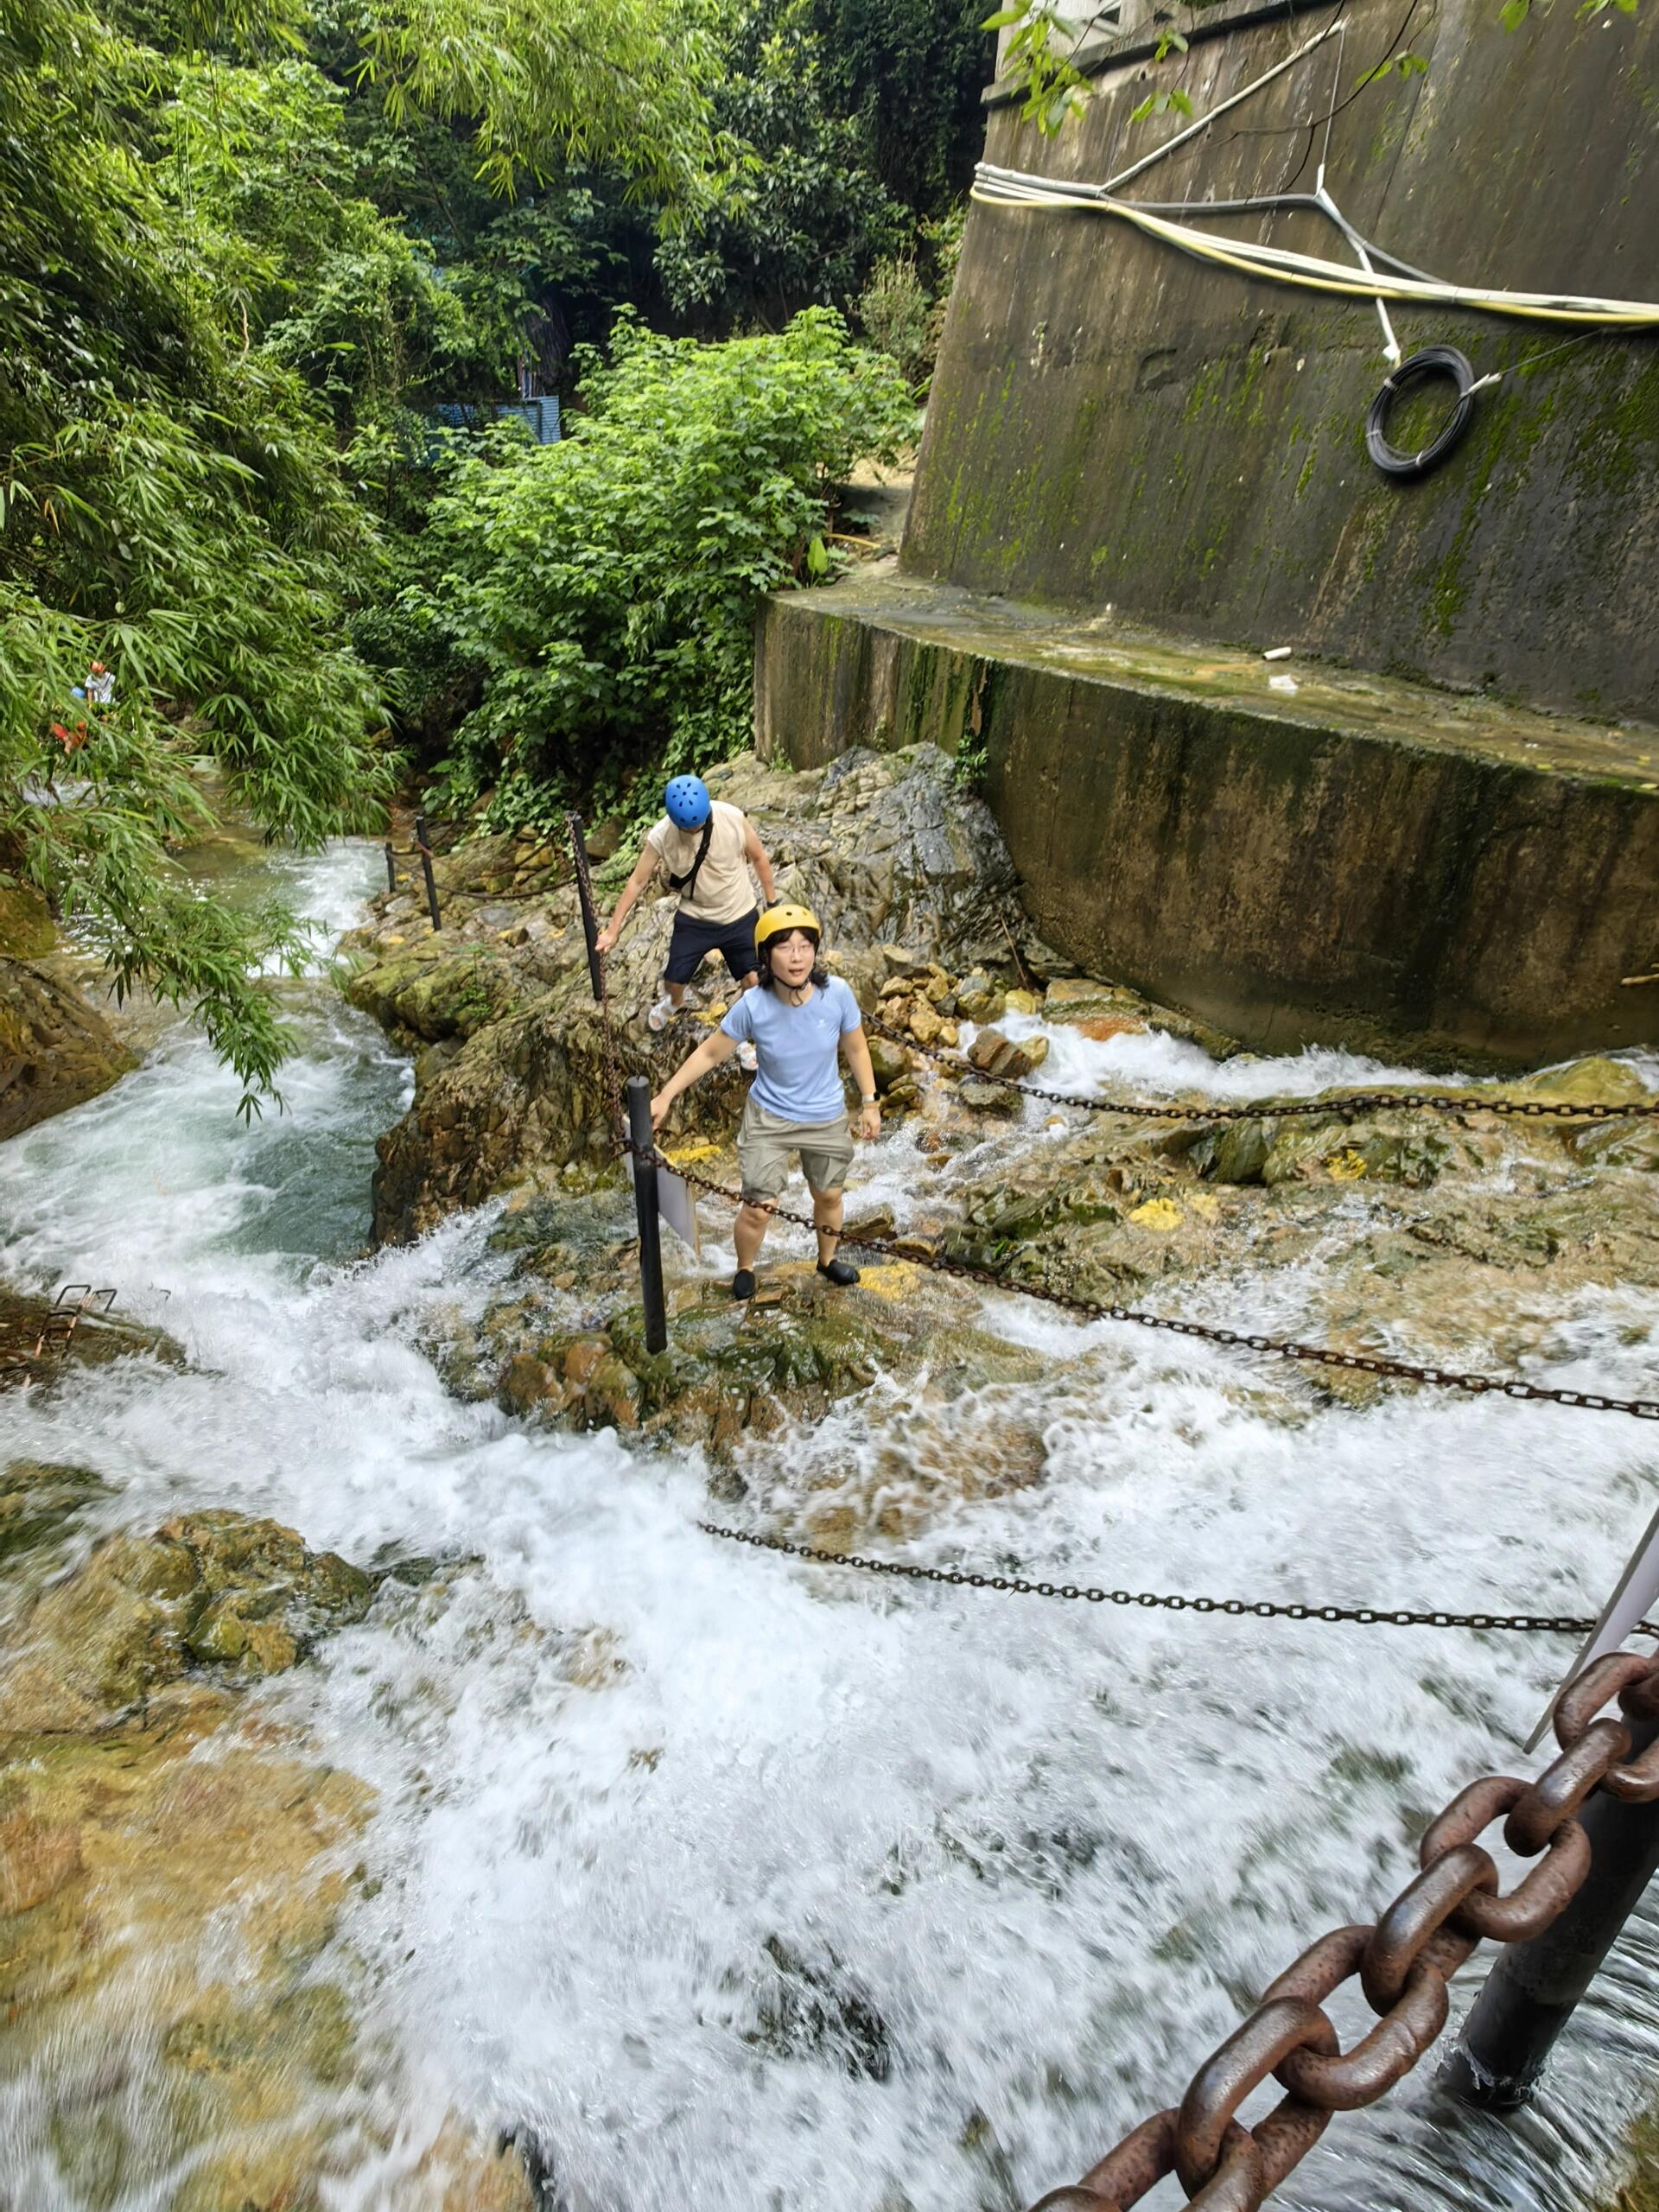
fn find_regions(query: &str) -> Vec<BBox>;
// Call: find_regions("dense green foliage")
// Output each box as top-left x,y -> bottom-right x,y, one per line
402,313 -> 912,831
0,0 -> 391,1100
0,0 -> 988,1105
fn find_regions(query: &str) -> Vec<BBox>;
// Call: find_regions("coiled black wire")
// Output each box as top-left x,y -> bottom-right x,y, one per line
1366,345 -> 1478,479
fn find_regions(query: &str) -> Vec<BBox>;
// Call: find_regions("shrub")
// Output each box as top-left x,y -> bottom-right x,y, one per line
403,308 -> 913,830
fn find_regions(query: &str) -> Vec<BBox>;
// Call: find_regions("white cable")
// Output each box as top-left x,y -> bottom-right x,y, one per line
970,168 -> 1659,326
1318,182 -> 1402,362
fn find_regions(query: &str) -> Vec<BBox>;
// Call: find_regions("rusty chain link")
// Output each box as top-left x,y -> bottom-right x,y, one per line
647,1147 -> 1659,1423
1020,1645 -> 1659,2212
697,1521 -> 1659,1637
868,1015 -> 1659,1125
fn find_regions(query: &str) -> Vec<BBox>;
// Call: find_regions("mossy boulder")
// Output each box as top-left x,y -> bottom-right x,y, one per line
0,1510 -> 375,1735
0,882 -> 55,958
346,939 -> 526,1043
0,1459 -> 114,1573
486,1257 -> 1049,1454
0,957 -> 137,1141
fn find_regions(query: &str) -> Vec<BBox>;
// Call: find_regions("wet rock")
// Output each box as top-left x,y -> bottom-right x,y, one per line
0,1287 -> 182,1397
0,1510 -> 375,1734
1043,976 -> 1237,1058
486,1258 -> 1047,1454
954,970 -> 1006,1023
1516,1055 -> 1657,1109
0,1808 -> 84,1912
0,882 -> 55,958
0,957 -> 138,1141
1193,1117 -> 1274,1185
1567,1117 -> 1659,1171
0,1505 -> 533,2212
867,1034 -> 912,1092
967,1027 -> 1048,1082
0,1459 -> 114,1572
957,1077 -> 1021,1116
346,941 -> 524,1043
741,1933 -> 892,2081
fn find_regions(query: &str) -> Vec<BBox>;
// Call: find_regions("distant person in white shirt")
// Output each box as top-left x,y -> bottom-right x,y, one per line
649,903 -> 880,1301
595,776 -> 776,1046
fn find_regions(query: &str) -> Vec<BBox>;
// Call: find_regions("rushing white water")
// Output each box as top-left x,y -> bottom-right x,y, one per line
3,839 -> 1659,2212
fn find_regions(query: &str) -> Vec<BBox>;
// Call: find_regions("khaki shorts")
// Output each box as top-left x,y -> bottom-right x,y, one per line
737,1096 -> 855,1203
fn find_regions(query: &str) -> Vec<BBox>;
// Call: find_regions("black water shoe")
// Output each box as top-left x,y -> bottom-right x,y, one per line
732,1268 -> 757,1301
817,1257 -> 860,1287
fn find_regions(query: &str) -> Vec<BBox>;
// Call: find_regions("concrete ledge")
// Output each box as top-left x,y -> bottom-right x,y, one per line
757,571 -> 1659,1067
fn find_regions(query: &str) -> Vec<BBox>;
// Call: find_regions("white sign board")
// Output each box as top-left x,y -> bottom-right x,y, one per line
1526,1501 -> 1659,1752
626,1152 -> 701,1257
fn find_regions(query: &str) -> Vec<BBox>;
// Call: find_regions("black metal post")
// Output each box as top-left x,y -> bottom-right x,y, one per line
569,813 -> 604,1003
626,1076 -> 668,1355
1443,1712 -> 1659,2108
414,812 -> 442,932
384,839 -> 397,894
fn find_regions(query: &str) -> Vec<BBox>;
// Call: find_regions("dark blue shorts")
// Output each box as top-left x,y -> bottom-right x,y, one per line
665,906 -> 760,986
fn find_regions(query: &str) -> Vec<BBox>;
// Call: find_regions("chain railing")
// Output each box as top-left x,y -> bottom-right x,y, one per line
1015,1645 -> 1659,2212
868,1015 -> 1659,1125
655,1150 -> 1659,1423
696,1521 -> 1659,1638
563,811 -> 1658,1427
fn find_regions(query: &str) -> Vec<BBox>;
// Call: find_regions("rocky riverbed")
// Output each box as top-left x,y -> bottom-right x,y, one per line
6,759 -> 1659,2212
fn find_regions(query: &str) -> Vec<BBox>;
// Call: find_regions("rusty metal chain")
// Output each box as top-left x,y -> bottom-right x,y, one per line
1021,1645 -> 1659,2212
868,1015 -> 1659,1125
643,1146 -> 1659,1424
698,1522 -> 1659,1637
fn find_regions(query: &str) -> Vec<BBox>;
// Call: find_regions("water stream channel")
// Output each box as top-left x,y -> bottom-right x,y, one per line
4,834 -> 1659,2211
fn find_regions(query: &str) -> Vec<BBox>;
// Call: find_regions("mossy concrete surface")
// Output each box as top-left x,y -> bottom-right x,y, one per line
756,571 -> 1659,1066
908,0 -> 1659,721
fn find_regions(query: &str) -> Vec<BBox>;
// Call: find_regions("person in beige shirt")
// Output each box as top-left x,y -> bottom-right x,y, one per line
594,773 -> 776,1035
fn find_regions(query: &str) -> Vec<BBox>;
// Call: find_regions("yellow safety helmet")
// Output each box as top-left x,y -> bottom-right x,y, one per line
754,902 -> 822,951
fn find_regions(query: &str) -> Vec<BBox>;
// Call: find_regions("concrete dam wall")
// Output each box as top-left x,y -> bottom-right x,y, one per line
757,0 -> 1659,1066
911,0 -> 1659,721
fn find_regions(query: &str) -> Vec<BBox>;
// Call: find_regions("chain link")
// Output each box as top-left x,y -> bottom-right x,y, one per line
1020,1644 -> 1659,2211
645,1145 -> 1659,1424
696,1522 -> 1659,1637
868,1014 -> 1659,1124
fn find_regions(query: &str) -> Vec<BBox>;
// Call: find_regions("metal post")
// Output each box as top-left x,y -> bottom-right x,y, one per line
626,1076 -> 668,1355
569,813 -> 605,1003
1444,1712 -> 1659,2108
414,813 -> 442,932
384,839 -> 397,895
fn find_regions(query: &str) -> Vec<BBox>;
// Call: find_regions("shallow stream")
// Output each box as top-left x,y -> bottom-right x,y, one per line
3,838 -> 1659,2211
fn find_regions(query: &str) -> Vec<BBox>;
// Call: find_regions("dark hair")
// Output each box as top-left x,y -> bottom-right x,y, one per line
759,933 -> 829,993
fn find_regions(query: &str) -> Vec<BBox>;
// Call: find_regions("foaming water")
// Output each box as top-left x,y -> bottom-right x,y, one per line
990,1008 -> 1659,1107
3,854 -> 1659,2211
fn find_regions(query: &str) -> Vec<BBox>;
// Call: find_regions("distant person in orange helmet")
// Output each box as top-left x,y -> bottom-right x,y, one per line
649,903 -> 880,1301
595,776 -> 775,1051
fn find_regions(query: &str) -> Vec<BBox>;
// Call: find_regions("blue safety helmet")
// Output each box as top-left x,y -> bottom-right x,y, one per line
664,774 -> 712,830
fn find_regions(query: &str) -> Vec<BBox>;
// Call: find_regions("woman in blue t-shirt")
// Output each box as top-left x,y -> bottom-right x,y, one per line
649,903 -> 881,1301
